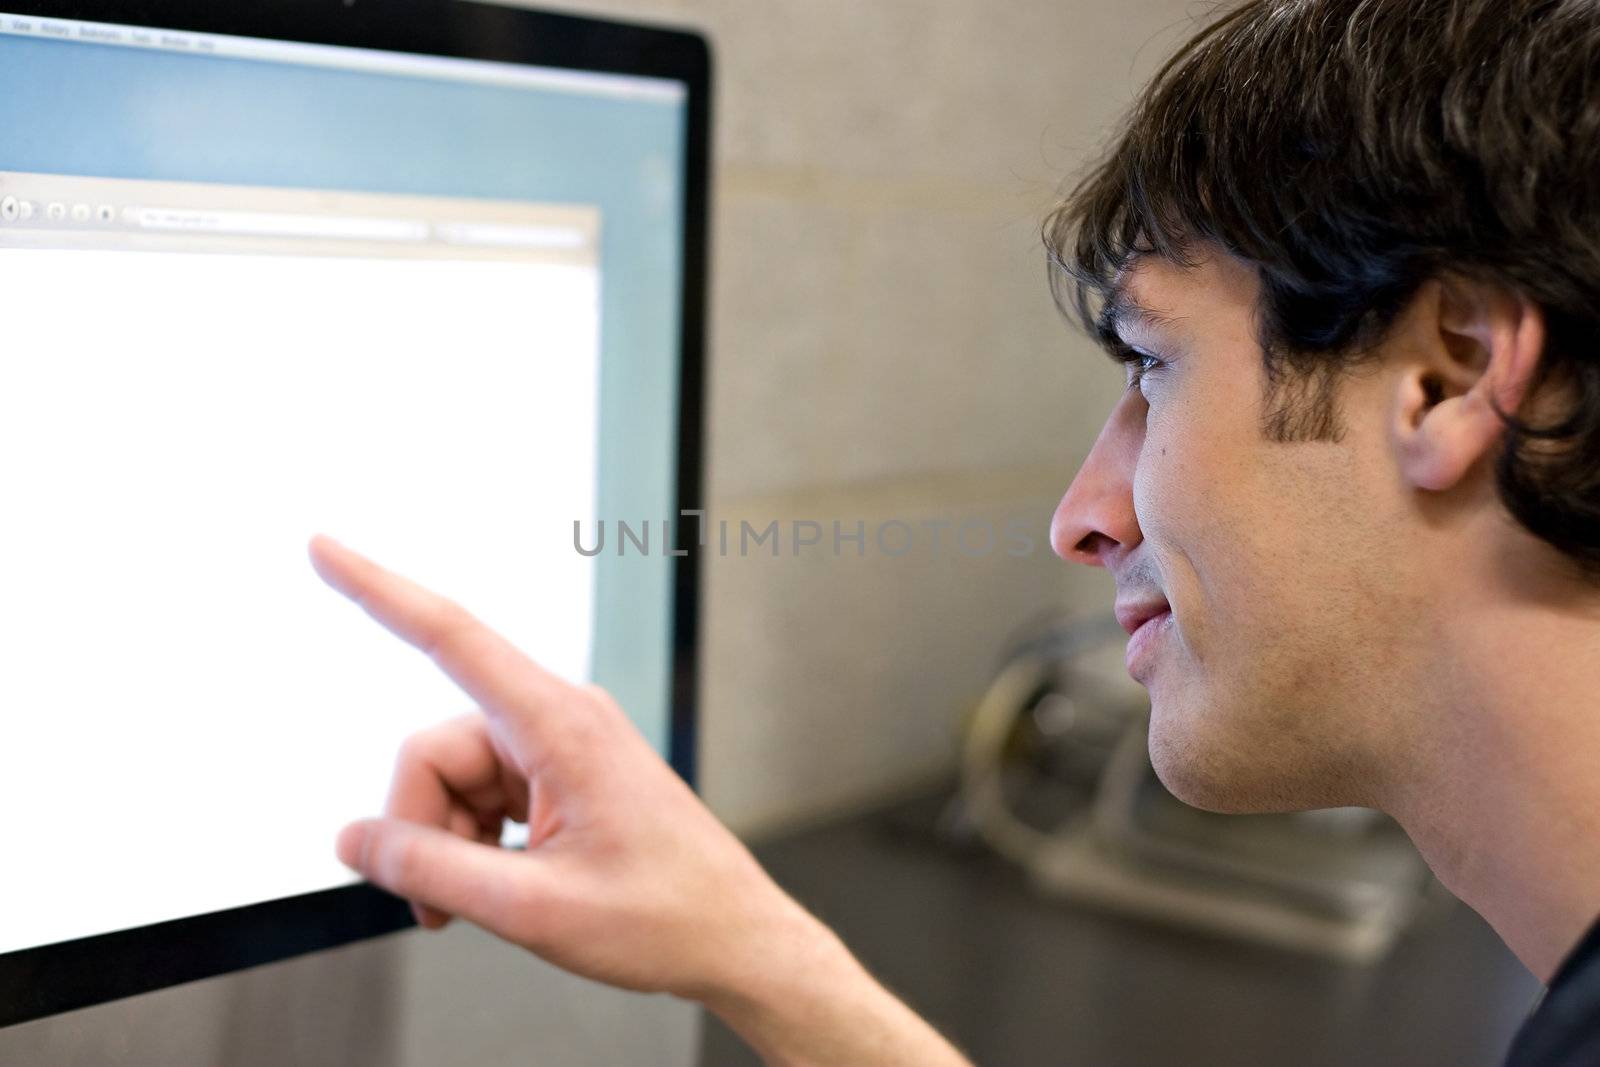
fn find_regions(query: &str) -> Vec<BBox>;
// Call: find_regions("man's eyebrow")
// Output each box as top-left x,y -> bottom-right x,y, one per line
1096,284 -> 1185,345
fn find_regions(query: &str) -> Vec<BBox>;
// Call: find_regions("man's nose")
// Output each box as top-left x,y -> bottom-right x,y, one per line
1050,388 -> 1145,568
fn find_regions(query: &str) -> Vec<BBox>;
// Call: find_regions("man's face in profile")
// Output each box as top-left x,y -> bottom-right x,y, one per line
1050,248 -> 1436,816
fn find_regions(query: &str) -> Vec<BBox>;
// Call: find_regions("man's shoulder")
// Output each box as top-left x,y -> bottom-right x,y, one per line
1505,917 -> 1600,1067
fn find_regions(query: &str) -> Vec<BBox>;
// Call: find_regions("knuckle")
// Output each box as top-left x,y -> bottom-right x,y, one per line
497,873 -> 555,944
501,870 -> 541,916
394,732 -> 432,767
383,831 -> 427,892
555,713 -> 605,760
577,684 -> 625,728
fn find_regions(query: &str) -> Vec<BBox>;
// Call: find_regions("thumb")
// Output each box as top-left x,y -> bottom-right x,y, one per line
337,817 -> 545,942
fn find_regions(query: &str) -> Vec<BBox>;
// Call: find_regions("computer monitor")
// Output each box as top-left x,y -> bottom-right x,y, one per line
0,0 -> 708,1028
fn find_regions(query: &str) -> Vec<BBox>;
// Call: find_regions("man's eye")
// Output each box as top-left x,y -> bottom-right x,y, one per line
1126,352 -> 1165,393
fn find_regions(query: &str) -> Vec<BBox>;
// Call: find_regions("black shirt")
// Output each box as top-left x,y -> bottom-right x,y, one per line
1505,916 -> 1600,1066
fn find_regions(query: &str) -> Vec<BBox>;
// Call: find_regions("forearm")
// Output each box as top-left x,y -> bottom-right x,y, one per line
700,903 -> 973,1067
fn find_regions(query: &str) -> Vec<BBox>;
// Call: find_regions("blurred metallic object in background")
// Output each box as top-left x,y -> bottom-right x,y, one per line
955,613 -> 1443,963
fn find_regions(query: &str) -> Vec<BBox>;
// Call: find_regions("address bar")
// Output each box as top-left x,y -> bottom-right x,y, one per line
133,207 -> 429,243
434,221 -> 589,251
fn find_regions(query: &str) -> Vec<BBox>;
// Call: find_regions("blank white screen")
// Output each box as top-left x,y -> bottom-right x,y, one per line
0,247 -> 599,954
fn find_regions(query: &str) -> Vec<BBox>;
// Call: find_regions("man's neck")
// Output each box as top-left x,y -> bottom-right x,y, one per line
1382,574 -> 1600,981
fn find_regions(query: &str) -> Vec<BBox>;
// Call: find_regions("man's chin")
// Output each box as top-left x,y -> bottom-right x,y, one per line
1148,740 -> 1243,813
1146,700 -> 1272,815
1148,700 -> 1361,815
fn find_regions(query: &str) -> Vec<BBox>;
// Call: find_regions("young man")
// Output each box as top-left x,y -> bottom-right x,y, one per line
311,0 -> 1600,1063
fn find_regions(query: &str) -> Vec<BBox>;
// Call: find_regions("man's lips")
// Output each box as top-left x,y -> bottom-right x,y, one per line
1114,598 -> 1171,637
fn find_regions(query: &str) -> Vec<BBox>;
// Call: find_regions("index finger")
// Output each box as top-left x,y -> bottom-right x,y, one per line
308,535 -> 570,737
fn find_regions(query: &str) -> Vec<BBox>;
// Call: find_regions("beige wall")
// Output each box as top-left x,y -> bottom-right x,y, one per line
527,0 -> 1195,836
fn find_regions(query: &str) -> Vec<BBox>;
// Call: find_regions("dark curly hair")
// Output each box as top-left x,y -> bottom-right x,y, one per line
1045,0 -> 1600,576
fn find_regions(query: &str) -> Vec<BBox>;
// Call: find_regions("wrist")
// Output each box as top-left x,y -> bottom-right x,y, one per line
697,898 -> 969,1067
696,891 -> 857,1020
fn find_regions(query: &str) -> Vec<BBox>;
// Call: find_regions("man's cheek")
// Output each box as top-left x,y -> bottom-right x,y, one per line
1132,423 -> 1199,548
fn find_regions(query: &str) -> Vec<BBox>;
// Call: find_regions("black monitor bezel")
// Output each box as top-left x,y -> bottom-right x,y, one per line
0,0 -> 710,1029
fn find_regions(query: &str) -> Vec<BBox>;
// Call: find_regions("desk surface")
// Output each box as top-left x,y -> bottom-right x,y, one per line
700,791 -> 1542,1067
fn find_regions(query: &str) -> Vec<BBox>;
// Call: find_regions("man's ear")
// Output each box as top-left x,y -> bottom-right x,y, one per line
1393,277 -> 1545,492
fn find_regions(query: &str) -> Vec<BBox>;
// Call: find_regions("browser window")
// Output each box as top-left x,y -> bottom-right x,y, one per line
0,170 -> 602,952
